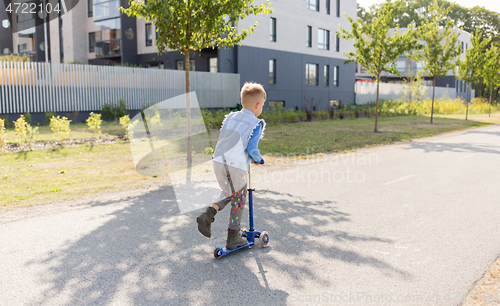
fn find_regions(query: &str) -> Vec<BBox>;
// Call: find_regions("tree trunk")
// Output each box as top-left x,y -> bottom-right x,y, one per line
489,87 -> 493,117
466,83 -> 469,121
374,76 -> 380,133
476,78 -> 483,98
431,77 -> 436,124
185,51 -> 192,182
409,75 -> 413,108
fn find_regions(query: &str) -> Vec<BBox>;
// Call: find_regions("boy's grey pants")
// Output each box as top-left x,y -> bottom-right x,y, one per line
211,161 -> 248,231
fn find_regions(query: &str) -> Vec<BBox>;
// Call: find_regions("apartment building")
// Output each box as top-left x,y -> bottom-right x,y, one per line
5,0 -> 357,109
1,1 -> 14,57
355,28 -> 473,101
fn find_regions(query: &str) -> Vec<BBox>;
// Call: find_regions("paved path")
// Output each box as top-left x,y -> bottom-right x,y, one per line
1,125 -> 500,306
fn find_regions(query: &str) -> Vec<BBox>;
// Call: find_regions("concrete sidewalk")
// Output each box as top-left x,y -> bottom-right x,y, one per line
1,125 -> 500,306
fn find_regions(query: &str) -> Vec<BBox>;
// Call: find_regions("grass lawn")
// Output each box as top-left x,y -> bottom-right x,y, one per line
2,121 -> 125,143
0,114 -> 496,211
259,115 -> 490,156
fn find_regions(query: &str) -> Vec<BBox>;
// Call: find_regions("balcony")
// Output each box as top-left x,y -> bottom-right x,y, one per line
17,18 -> 36,35
93,0 -> 121,22
95,38 -> 121,58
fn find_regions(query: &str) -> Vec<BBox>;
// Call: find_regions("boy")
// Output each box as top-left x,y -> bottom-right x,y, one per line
197,82 -> 266,249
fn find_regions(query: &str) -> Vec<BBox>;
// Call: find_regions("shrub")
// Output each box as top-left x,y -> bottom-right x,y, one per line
24,112 -> 31,124
282,109 -> 301,123
261,105 -> 283,125
45,111 -> 56,125
49,116 -> 71,141
102,98 -> 128,121
202,109 -> 230,129
119,115 -> 139,139
86,112 -> 103,141
14,115 -> 39,149
66,111 -> 80,123
0,118 -> 5,148
313,110 -> 329,120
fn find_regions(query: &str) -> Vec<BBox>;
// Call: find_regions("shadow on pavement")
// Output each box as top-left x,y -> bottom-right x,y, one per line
25,183 -> 411,305
406,142 -> 500,155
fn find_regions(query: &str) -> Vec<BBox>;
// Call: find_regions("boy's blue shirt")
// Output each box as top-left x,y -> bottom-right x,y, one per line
239,108 -> 263,163
212,108 -> 265,170
247,120 -> 263,163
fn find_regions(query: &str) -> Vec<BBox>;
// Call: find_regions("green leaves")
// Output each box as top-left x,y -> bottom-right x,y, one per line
341,0 -> 415,82
458,30 -> 490,84
411,0 -> 461,81
120,0 -> 273,55
482,45 -> 500,91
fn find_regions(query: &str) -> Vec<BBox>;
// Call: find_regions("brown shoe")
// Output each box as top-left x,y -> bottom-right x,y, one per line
197,207 -> 217,238
226,229 -> 248,249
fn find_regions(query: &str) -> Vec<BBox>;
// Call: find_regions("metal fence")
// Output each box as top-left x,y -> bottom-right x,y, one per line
0,61 -> 240,114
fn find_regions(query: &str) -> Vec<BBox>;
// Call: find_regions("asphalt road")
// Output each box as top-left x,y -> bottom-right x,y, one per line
1,125 -> 500,306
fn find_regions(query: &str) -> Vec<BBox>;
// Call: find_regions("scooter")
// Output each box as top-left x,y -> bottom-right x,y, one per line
213,165 -> 270,258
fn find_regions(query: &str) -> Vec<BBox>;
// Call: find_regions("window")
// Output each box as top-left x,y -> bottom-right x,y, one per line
209,57 -> 218,73
333,66 -> 339,86
466,43 -> 468,51
148,62 -> 164,69
89,32 -> 96,52
145,23 -> 153,46
176,60 -> 195,71
307,0 -> 319,11
18,44 -> 28,54
396,60 -> 406,73
461,42 -> 464,53
355,62 -> 358,73
270,17 -> 276,42
93,0 -> 120,22
318,29 -> 330,50
330,100 -> 340,108
269,59 -> 276,84
324,65 -> 329,86
306,63 -> 318,85
336,0 -> 340,17
88,0 -> 93,17
335,33 -> 340,52
269,101 -> 284,108
326,0 -> 330,14
307,26 -> 312,47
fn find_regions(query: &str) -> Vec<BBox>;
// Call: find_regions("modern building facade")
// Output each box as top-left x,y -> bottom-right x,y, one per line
0,1 -> 14,57
355,28 -> 473,101
4,0 -> 357,110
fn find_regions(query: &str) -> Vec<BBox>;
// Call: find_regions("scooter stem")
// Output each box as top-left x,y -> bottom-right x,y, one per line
248,165 -> 255,231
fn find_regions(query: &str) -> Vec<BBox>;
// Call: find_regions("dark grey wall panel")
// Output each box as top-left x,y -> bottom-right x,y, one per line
435,75 -> 455,88
0,2 -> 13,55
237,45 -> 355,110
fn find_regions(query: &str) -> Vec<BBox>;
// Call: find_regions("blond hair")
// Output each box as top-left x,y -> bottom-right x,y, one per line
240,82 -> 266,108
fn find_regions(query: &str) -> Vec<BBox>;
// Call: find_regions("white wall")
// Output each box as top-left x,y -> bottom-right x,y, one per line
355,82 -> 474,104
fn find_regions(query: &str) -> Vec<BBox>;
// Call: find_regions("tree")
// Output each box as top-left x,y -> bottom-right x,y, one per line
358,0 -> 465,29
410,0 -> 461,123
458,30 -> 490,120
482,45 -> 500,117
341,0 -> 416,132
120,0 -> 272,179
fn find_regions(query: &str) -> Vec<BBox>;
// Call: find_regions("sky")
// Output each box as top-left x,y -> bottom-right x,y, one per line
357,0 -> 500,14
